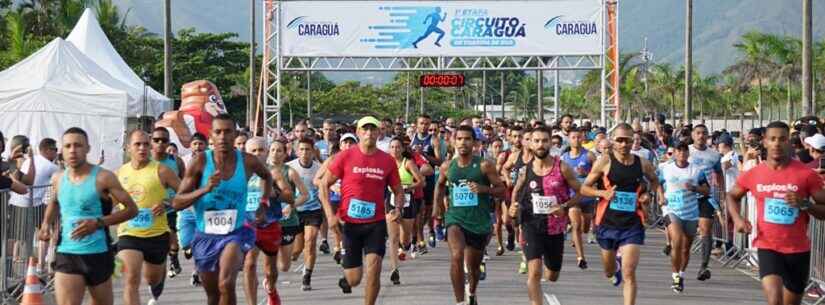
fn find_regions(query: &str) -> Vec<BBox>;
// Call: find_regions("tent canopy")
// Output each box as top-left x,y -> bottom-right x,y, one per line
0,38 -> 128,169
67,8 -> 171,118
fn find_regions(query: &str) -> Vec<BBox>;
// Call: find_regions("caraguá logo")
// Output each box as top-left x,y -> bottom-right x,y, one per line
544,15 -> 597,36
287,16 -> 340,37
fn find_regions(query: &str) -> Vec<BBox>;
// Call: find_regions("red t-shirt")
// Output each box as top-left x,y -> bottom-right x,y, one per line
736,160 -> 823,254
329,146 -> 401,224
411,152 -> 428,199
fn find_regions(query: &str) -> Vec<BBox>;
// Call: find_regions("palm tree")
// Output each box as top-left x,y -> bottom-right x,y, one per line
765,35 -> 802,121
651,63 -> 683,124
728,31 -> 774,124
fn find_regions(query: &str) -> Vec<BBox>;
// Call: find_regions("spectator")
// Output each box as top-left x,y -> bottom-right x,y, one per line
804,133 -> 825,175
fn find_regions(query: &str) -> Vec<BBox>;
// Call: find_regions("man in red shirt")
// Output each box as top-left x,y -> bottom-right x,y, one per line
318,116 -> 404,305
727,121 -> 825,305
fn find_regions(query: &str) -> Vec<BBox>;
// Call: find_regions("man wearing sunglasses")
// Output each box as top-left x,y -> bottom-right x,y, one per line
581,123 -> 660,305
150,127 -> 187,279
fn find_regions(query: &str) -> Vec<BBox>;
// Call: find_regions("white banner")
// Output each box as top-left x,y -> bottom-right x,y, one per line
281,1 -> 603,57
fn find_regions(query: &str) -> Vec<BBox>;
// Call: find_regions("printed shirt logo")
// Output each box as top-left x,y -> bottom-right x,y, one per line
756,183 -> 800,198
353,166 -> 385,180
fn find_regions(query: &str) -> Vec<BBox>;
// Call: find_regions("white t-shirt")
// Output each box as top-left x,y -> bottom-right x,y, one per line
657,161 -> 707,221
9,155 -> 59,207
720,150 -> 739,193
631,147 -> 654,162
377,136 -> 392,153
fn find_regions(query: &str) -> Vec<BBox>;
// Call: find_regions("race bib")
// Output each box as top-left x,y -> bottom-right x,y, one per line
452,185 -> 478,207
531,194 -> 558,215
246,190 -> 262,212
129,208 -> 154,229
609,191 -> 637,212
390,192 -> 412,208
347,198 -> 376,219
666,190 -> 686,211
764,198 -> 798,225
204,210 -> 237,235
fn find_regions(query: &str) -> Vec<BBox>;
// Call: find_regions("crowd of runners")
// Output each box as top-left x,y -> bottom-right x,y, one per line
1,113 -> 825,305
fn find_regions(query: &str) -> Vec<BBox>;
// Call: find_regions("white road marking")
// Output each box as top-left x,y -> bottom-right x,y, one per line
544,293 -> 561,305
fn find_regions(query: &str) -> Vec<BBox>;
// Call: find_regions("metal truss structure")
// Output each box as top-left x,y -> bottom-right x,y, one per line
259,0 -> 620,136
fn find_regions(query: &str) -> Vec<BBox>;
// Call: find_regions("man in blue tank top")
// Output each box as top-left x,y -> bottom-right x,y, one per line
150,127 -> 187,278
561,127 -> 598,270
172,114 -> 274,305
38,127 -> 138,305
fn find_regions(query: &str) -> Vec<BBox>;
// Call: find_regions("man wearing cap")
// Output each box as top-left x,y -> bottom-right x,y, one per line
804,134 -> 825,174
319,116 -> 404,305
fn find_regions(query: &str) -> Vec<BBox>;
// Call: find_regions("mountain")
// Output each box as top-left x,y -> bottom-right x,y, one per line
111,0 -> 824,82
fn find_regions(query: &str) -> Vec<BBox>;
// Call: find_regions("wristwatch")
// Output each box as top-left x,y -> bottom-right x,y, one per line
96,217 -> 106,229
799,200 -> 813,211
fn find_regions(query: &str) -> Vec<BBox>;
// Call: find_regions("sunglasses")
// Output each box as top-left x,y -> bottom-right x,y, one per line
152,138 -> 169,143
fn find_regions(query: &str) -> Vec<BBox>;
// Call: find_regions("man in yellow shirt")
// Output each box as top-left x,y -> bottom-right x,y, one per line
116,130 -> 181,305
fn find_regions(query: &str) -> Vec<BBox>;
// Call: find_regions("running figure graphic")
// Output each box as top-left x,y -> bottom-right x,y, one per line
412,7 -> 446,48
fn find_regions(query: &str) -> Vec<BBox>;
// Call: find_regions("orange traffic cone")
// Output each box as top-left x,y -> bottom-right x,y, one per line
20,257 -> 44,305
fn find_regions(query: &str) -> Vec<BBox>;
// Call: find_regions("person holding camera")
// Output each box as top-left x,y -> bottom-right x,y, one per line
0,132 -> 33,194
803,134 -> 825,176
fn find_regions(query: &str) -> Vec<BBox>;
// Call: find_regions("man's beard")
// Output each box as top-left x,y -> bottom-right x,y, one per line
534,149 -> 549,159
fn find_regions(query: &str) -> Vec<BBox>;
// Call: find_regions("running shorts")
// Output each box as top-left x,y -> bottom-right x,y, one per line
447,224 -> 491,251
757,249 -> 810,294
341,221 -> 387,269
191,226 -> 255,273
280,225 -> 301,246
54,251 -> 115,286
596,225 -> 645,251
667,214 -> 698,237
522,225 -> 564,272
298,209 -> 324,228
116,233 -> 170,265
251,222 -> 282,257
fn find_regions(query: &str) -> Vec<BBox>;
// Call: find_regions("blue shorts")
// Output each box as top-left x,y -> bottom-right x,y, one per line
192,226 -> 255,273
177,210 -> 197,248
596,226 -> 645,251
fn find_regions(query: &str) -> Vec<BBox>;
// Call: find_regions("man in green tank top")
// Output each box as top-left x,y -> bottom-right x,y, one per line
434,125 -> 505,305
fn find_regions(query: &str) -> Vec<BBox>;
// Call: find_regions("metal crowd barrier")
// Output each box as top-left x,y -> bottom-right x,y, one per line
1,185 -> 54,305
805,219 -> 825,305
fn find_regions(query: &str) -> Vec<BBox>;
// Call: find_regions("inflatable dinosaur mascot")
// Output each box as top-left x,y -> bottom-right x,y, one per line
155,80 -> 228,156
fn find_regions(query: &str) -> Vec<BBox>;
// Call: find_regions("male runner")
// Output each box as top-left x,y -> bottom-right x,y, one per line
178,132 -> 207,286
242,137 -> 294,305
116,130 -> 182,305
510,127 -> 581,305
689,124 -> 724,281
657,141 -> 709,293
561,127 -> 598,269
38,127 -> 138,305
172,114 -> 273,305
287,137 -> 323,291
434,125 -> 505,305
580,123 -> 660,305
412,115 -> 442,251
727,121 -> 825,305
319,116 -> 404,305
149,127 -> 187,278
502,128 -> 533,273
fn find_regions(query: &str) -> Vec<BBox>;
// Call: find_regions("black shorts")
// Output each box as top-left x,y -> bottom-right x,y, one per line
117,233 -> 171,265
298,209 -> 324,228
699,198 -> 716,219
757,249 -> 810,294
341,221 -> 387,269
54,251 -> 115,286
387,198 -> 420,220
447,224 -> 490,251
280,225 -> 301,246
522,225 -> 564,272
166,211 -> 178,232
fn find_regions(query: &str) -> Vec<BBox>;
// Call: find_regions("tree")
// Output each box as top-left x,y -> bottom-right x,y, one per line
651,63 -> 683,123
728,31 -> 775,123
764,35 -> 801,121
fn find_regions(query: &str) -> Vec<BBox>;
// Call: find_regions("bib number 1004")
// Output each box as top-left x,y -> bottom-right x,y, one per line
204,210 -> 237,235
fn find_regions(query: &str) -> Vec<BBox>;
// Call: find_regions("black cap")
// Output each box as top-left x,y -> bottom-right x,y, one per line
673,141 -> 690,151
715,133 -> 734,146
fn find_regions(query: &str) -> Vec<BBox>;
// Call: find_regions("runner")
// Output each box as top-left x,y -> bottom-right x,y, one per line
287,137 -> 323,291
502,127 -> 533,274
269,140 -> 309,285
580,123 -> 660,305
178,132 -> 208,286
727,121 -> 825,305
318,116 -> 404,305
314,120 -> 337,255
38,127 -> 138,305
688,124 -> 724,281
412,115 -> 442,252
241,137 -> 295,305
509,126 -> 581,305
488,136 -> 510,256
172,114 -> 274,305
434,125 -> 505,305
116,130 -> 182,305
561,127 -> 598,269
657,141 -> 710,293
386,136 -> 425,284
149,127 -> 187,279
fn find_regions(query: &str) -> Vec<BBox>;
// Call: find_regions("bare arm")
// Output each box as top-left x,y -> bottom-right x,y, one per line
99,170 -> 139,227
291,169 -> 309,207
805,188 -> 825,220
172,154 -> 214,210
560,162 -> 582,207
155,164 -> 182,215
272,167 -> 294,206
480,159 -> 505,198
175,156 -> 186,179
580,155 -> 610,198
726,184 -> 751,233
247,153 -> 273,204
37,174 -> 61,240
406,160 -> 425,190
433,163 -> 450,218
641,159 -> 660,196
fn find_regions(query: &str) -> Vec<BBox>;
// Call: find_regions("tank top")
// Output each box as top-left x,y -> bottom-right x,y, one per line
278,165 -> 301,227
598,154 -> 644,229
57,166 -> 111,254
518,158 -> 570,235
510,151 -> 531,184
244,166 -> 283,227
561,150 -> 596,204
116,161 -> 170,238
398,158 -> 414,186
287,159 -> 321,212
411,133 -> 434,157
157,155 -> 179,201
446,156 -> 492,235
195,150 -> 247,234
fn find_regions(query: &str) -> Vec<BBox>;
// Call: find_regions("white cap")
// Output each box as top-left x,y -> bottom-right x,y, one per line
340,133 -> 358,143
804,133 -> 825,150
